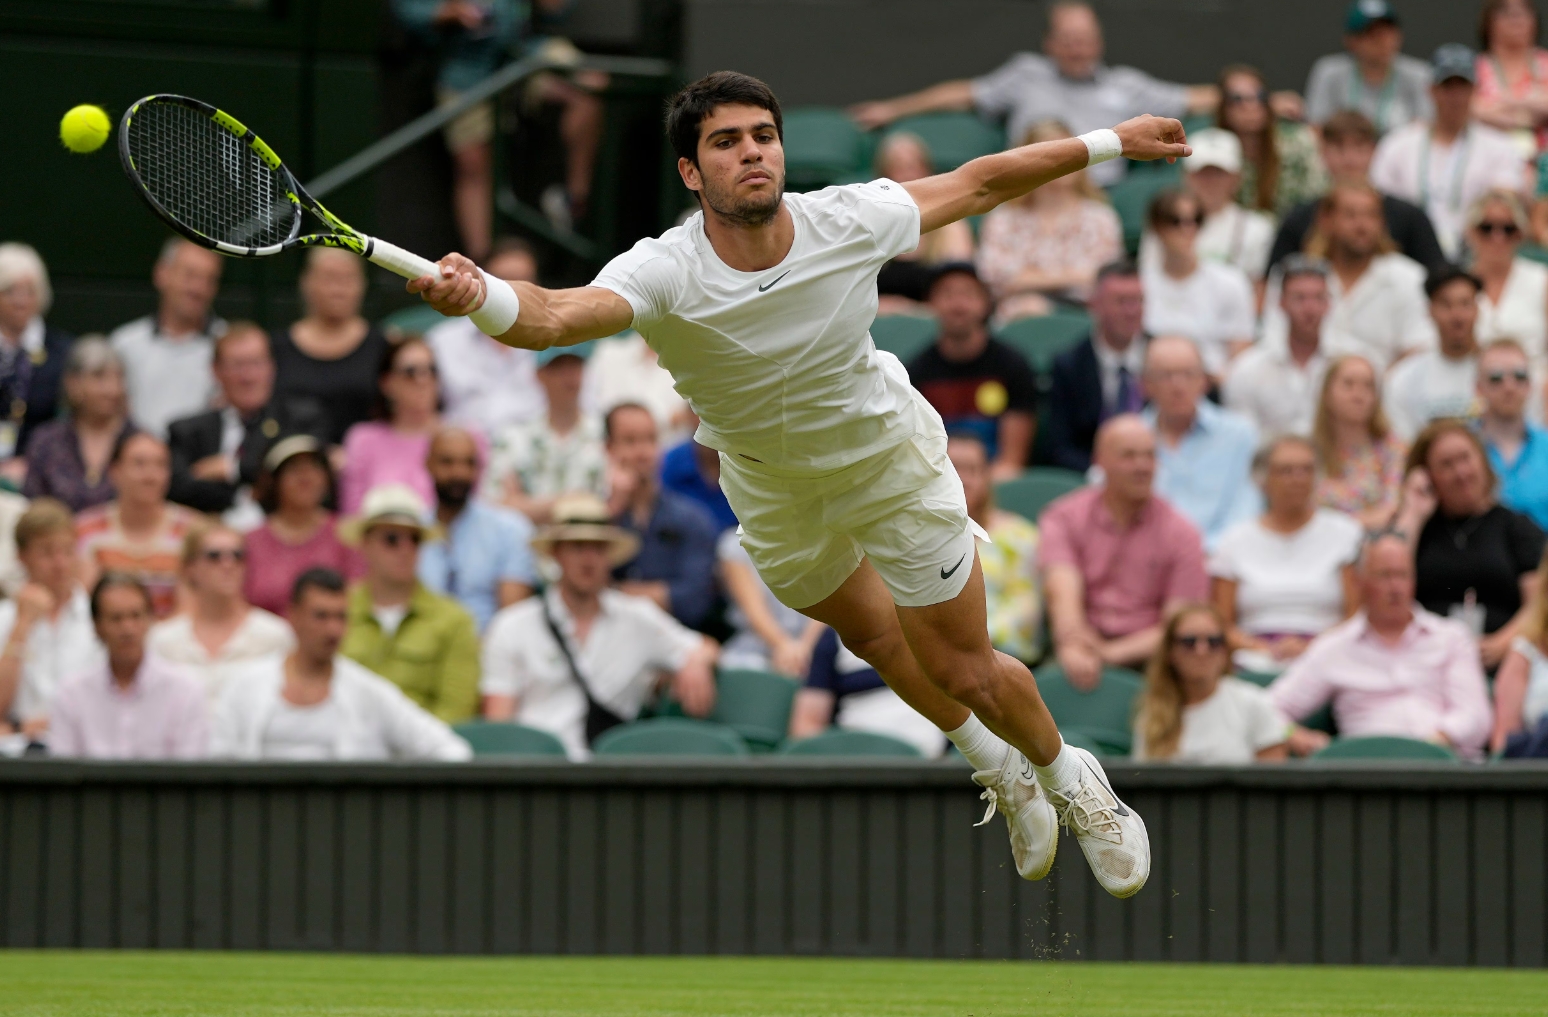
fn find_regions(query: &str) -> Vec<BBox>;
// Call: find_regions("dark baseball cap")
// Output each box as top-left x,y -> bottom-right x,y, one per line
1431,43 -> 1477,85
927,261 -> 986,294
1346,0 -> 1398,33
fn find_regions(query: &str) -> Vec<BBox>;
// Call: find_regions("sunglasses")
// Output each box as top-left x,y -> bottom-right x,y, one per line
394,363 -> 437,380
200,547 -> 245,563
378,530 -> 422,548
1175,634 -> 1226,651
1486,369 -> 1532,385
1477,221 -> 1521,238
1225,89 -> 1267,105
1162,213 -> 1206,228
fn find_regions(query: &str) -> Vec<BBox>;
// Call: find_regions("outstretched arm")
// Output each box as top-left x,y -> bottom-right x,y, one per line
903,115 -> 1190,234
849,80 -> 976,130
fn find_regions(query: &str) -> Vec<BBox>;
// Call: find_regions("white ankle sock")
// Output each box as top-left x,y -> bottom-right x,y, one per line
945,714 -> 1010,771
1032,739 -> 1083,793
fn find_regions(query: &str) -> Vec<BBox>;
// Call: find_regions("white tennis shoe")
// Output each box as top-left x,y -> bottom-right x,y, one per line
1043,746 -> 1150,898
972,748 -> 1058,881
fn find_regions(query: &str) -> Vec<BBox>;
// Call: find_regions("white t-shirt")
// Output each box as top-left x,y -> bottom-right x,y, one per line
107,315 -> 224,438
260,697 -> 346,761
0,587 -> 103,722
1139,203 -> 1275,281
1140,260 -> 1256,375
1133,677 -> 1289,764
1369,122 -> 1528,259
1221,329 -> 1327,439
1381,351 -> 1479,441
1208,509 -> 1364,636
591,180 -> 928,472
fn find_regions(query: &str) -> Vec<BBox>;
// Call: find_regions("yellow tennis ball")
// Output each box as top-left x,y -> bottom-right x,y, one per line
60,105 -> 111,154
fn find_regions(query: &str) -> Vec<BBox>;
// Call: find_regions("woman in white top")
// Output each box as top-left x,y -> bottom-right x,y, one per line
1132,603 -> 1289,764
1469,189 -> 1548,364
147,520 -> 293,704
1492,547 -> 1548,752
1210,435 -> 1364,674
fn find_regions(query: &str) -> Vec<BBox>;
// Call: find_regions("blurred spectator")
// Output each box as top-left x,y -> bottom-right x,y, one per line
1477,339 -> 1548,528
339,484 -> 480,723
1313,354 -> 1407,530
1043,261 -> 1147,473
22,337 -> 134,513
482,493 -> 718,760
788,627 -> 947,757
1267,111 -> 1447,274
661,438 -> 737,533
1216,65 -> 1328,219
417,427 -> 535,631
244,436 -> 363,617
718,528 -> 822,674
0,491 -> 27,600
587,332 -> 694,445
48,575 -> 207,760
483,341 -> 605,524
167,321 -> 324,524
1210,436 -> 1364,675
1224,256 -> 1332,437
905,264 -> 1037,478
1132,604 -> 1289,763
1468,189 -> 1548,357
949,432 -> 1042,662
850,1 -> 1223,187
1473,0 -> 1548,154
1139,128 -> 1274,282
211,567 -> 470,760
1391,419 -> 1545,669
1491,549 -> 1548,752
1270,533 -> 1492,758
1140,190 -> 1256,378
108,239 -> 224,439
1383,266 -> 1482,440
427,237 -> 544,435
1040,415 -> 1208,688
1143,336 -> 1259,550
872,132 -> 976,312
0,243 -> 71,460
147,521 -> 293,706
604,403 -> 719,631
270,249 -> 391,446
1304,0 -> 1434,132
76,433 -> 199,619
339,336 -> 458,514
1371,45 -> 1529,259
975,120 -> 1121,321
0,501 -> 101,741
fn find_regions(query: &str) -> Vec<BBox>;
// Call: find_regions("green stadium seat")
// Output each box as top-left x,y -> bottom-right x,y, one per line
778,729 -> 923,757
886,112 -> 1006,170
1311,736 -> 1458,761
452,721 -> 568,757
996,312 -> 1091,375
1234,668 -> 1279,688
1056,726 -> 1115,756
710,668 -> 799,751
379,303 -> 447,338
1521,244 -> 1548,267
994,467 -> 1085,521
592,717 -> 749,756
1033,663 -> 1144,755
1106,164 -> 1183,254
783,107 -> 871,189
870,315 -> 938,362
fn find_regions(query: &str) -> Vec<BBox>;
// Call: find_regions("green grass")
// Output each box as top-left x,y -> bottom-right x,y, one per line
0,952 -> 1544,1017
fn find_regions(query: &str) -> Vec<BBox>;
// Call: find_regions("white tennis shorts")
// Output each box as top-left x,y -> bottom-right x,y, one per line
719,425 -> 985,611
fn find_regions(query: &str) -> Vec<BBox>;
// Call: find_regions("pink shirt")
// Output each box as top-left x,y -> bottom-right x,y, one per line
1038,487 -> 1208,639
243,516 -> 365,618
338,422 -> 490,514
1269,609 -> 1492,756
48,655 -> 208,760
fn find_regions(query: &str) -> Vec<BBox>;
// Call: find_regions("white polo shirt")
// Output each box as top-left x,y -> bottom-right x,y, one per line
1221,326 -> 1328,438
1284,253 -> 1437,374
0,587 -> 103,723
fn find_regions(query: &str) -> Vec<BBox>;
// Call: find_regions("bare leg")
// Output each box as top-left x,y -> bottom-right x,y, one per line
554,81 -> 604,213
450,140 -> 493,262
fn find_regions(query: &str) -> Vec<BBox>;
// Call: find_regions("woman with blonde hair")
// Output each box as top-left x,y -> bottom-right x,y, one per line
1313,354 -> 1407,530
1132,603 -> 1289,763
872,132 -> 976,313
1467,189 -> 1548,360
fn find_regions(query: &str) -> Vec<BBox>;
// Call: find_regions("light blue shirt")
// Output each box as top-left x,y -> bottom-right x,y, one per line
1485,422 -> 1548,533
417,500 -> 537,632
1145,400 -> 1260,551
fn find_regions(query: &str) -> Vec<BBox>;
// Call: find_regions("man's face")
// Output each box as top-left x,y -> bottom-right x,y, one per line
20,531 -> 76,593
214,330 -> 274,416
1360,538 -> 1416,625
553,541 -> 613,596
1432,78 -> 1475,129
1090,273 -> 1144,347
289,587 -> 349,661
109,435 -> 170,507
1430,279 -> 1479,357
1044,5 -> 1103,79
300,249 -> 366,322
537,356 -> 585,410
94,585 -> 152,663
428,431 -> 480,510
682,104 -> 786,227
362,524 -> 422,586
1320,137 -> 1377,182
607,406 -> 660,482
947,437 -> 990,516
1345,22 -> 1402,67
1096,421 -> 1156,502
1325,191 -> 1384,258
1478,346 -> 1533,419
153,243 -> 222,325
928,272 -> 990,341
1143,339 -> 1207,418
1281,274 -> 1331,336
486,250 -> 537,284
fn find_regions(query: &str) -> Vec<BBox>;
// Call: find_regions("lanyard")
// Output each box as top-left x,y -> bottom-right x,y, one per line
1349,68 -> 1398,132
1418,128 -> 1471,213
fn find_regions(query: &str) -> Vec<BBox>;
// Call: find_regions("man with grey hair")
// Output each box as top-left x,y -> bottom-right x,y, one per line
1223,256 -> 1333,437
107,238 -> 226,438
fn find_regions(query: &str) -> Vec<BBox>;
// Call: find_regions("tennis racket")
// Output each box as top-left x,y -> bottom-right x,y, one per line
117,93 -> 440,281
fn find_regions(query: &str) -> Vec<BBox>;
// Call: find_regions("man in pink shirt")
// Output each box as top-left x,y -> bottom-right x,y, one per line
1039,414 -> 1209,689
48,574 -> 207,759
1270,534 -> 1492,757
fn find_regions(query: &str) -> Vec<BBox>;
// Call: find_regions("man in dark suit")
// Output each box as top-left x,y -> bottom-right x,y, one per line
167,321 -> 324,515
1043,261 -> 1148,473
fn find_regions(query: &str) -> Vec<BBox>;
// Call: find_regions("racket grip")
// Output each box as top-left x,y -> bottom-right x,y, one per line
364,237 -> 441,280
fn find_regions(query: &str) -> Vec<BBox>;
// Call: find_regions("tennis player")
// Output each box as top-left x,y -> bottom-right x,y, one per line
411,71 -> 1190,897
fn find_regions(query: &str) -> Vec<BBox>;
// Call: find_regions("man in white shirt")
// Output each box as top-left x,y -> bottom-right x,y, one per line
481,493 -> 719,759
1224,256 -> 1332,438
108,238 -> 226,438
1370,45 -> 1529,259
1383,266 -> 1483,440
1142,128 -> 1274,281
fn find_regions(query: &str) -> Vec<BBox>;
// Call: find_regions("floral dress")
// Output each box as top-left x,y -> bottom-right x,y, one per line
976,198 -> 1122,320
1237,122 -> 1328,220
979,510 -> 1043,662
1317,433 -> 1407,524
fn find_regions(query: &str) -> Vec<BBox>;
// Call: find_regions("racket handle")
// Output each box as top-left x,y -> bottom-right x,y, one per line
364,237 -> 441,280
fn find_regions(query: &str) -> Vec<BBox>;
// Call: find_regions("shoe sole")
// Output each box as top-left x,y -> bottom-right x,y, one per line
1069,747 -> 1151,898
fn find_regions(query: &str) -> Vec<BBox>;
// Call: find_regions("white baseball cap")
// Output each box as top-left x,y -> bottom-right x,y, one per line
1184,128 -> 1243,175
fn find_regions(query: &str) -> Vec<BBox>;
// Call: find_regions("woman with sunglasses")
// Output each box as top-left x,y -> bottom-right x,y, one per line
147,520 -> 294,704
1140,188 -> 1255,380
1313,354 -> 1407,531
1468,189 -> 1548,360
1132,603 -> 1290,763
1215,65 -> 1327,220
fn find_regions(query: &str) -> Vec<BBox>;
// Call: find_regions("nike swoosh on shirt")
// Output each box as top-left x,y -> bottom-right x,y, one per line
940,554 -> 966,580
757,271 -> 791,292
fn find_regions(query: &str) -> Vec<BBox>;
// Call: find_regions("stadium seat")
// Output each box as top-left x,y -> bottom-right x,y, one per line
1032,663 -> 1144,755
782,107 -> 871,189
778,729 -> 923,757
452,721 -> 568,757
886,112 -> 1006,170
592,717 -> 750,756
1106,163 -> 1183,254
996,312 -> 1091,375
1311,736 -> 1458,761
994,466 -> 1084,521
1056,726 -> 1114,756
870,315 -> 938,362
711,668 -> 799,751
1234,668 -> 1278,688
379,303 -> 447,338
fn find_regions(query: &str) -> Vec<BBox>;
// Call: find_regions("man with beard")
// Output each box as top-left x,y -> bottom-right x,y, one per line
417,427 -> 536,632
411,71 -> 1190,900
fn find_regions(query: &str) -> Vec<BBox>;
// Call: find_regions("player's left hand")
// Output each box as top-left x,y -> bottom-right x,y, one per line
407,253 -> 485,316
1114,115 -> 1191,164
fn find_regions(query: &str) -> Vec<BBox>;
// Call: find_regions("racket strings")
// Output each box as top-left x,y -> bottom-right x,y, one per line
127,101 -> 298,248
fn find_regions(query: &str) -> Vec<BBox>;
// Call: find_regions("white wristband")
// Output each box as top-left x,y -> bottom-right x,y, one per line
469,270 -> 521,336
1079,128 -> 1123,167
